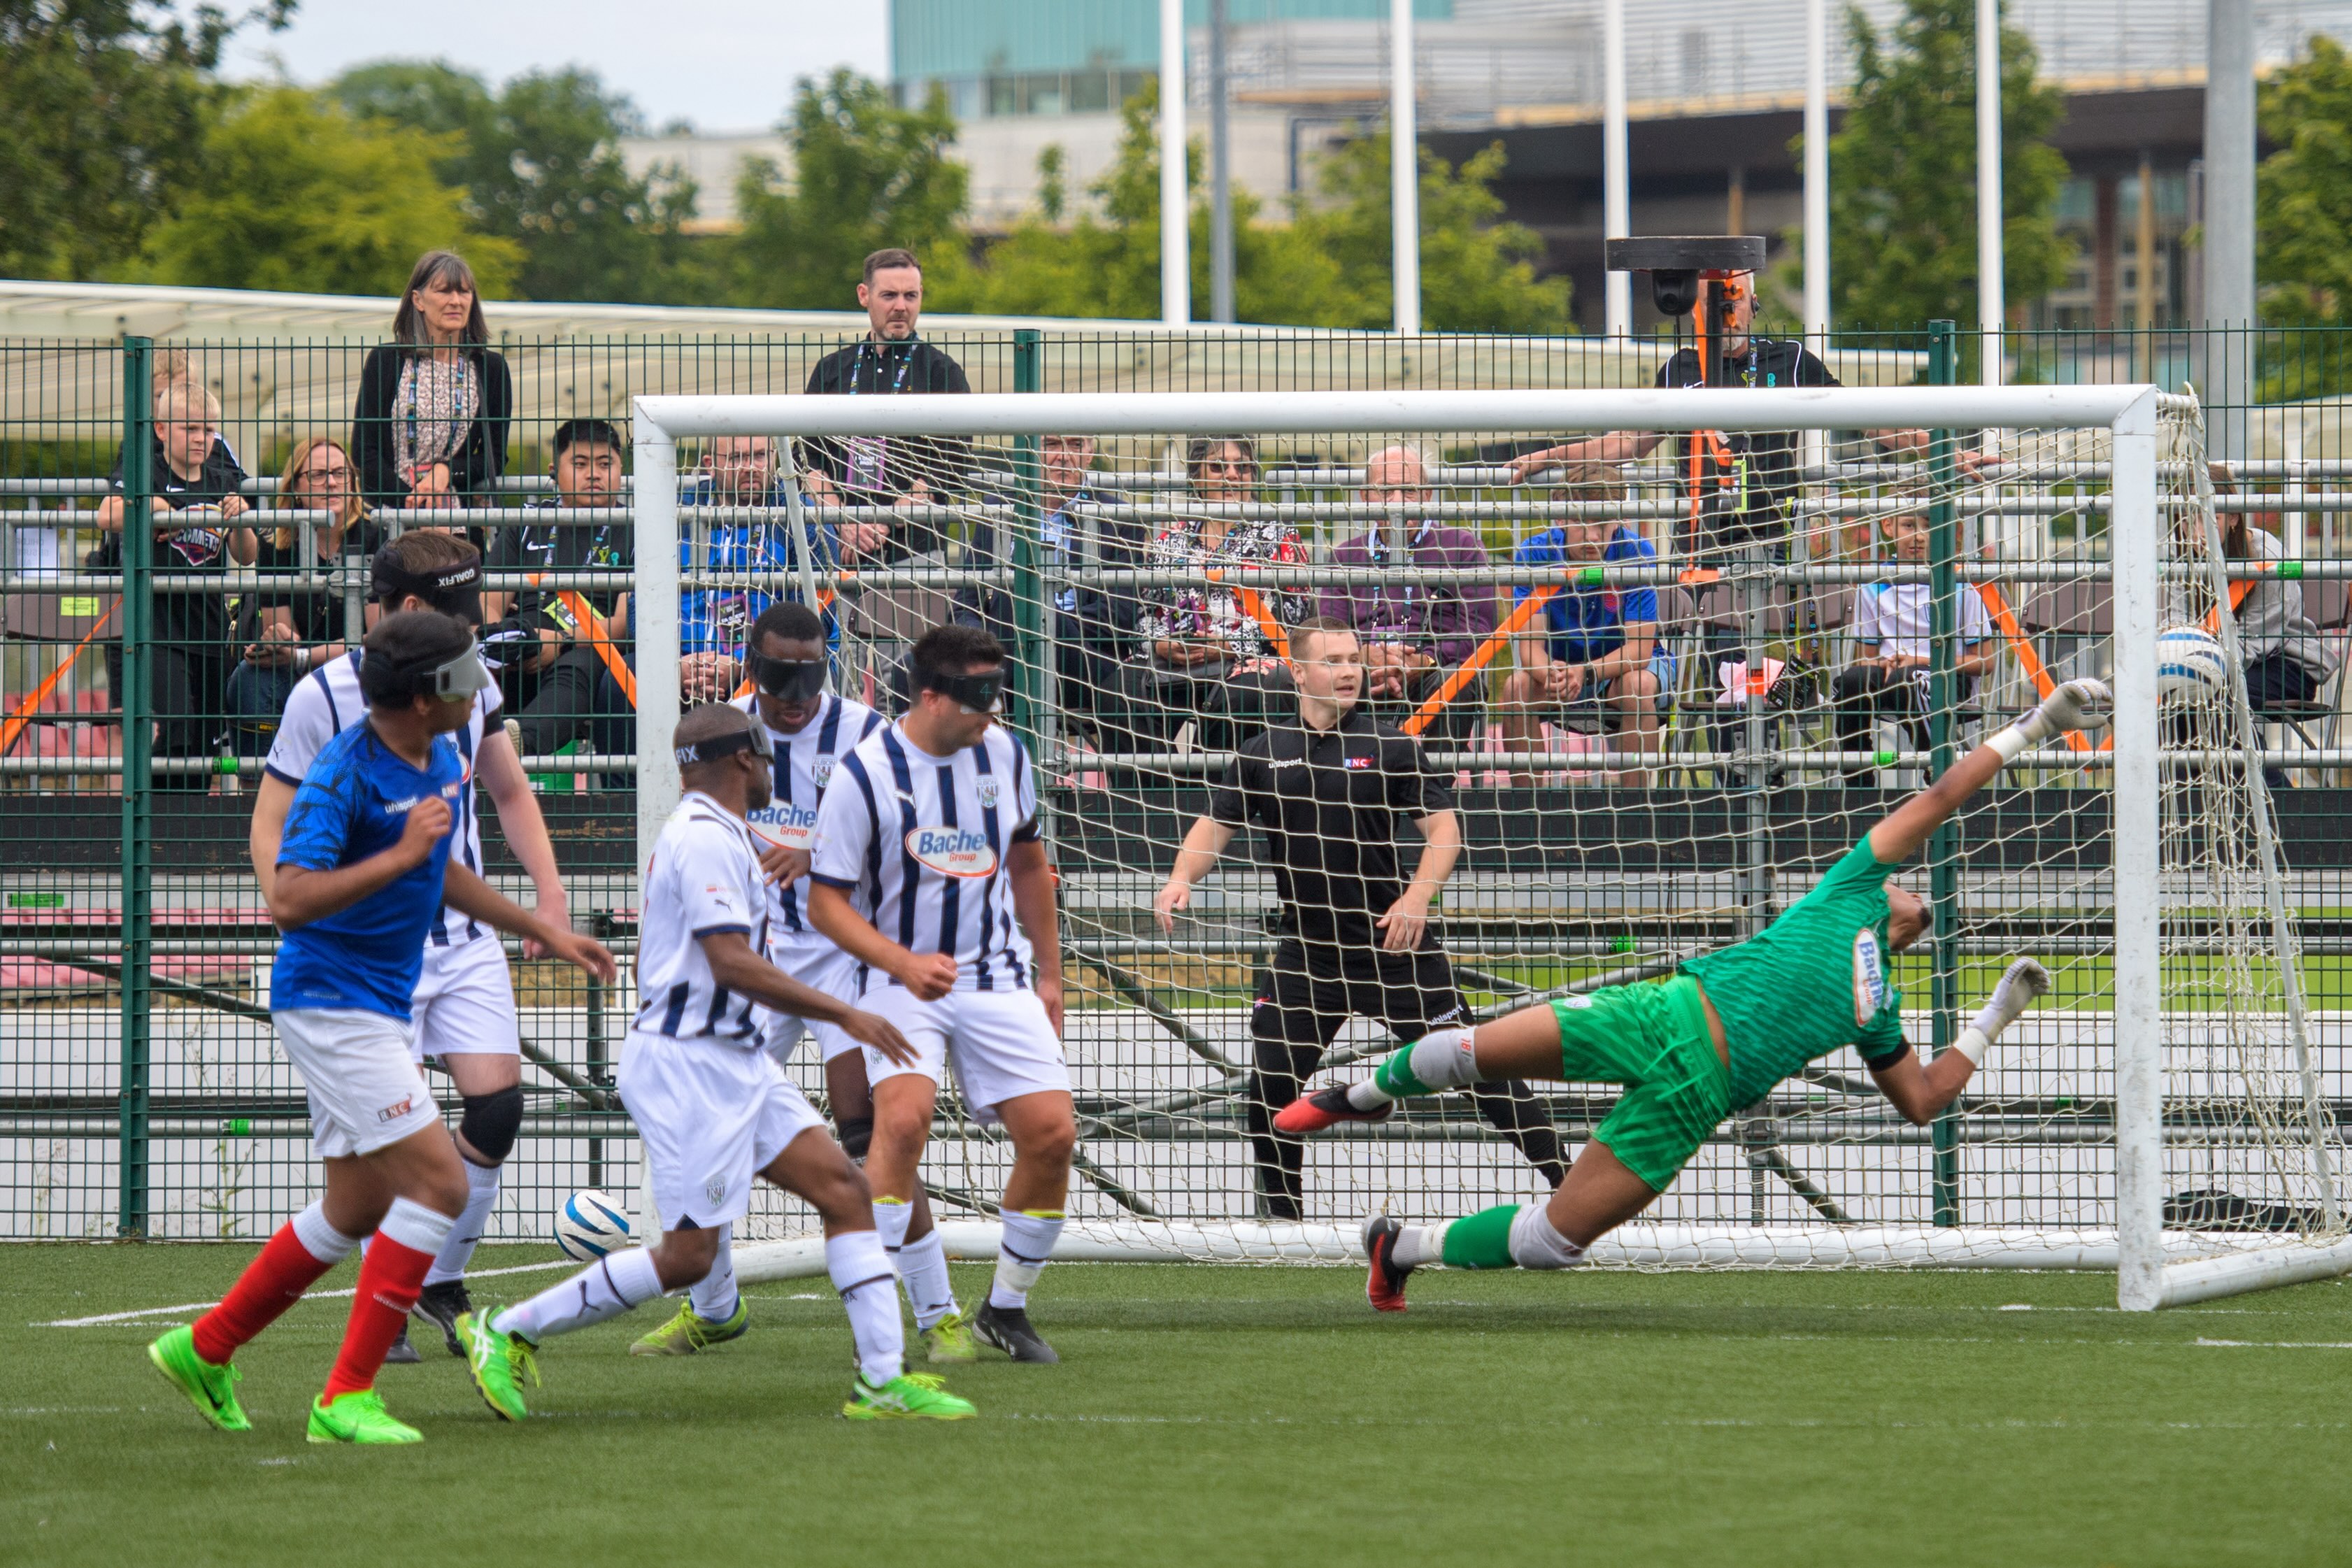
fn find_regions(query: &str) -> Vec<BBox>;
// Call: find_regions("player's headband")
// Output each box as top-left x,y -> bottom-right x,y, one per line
744,647 -> 827,704
371,546 -> 485,625
674,720 -> 774,768
364,635 -> 492,704
922,666 -> 1006,715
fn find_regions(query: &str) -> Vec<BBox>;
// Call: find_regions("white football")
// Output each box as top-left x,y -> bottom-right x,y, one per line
554,1189 -> 634,1262
2156,625 -> 2229,704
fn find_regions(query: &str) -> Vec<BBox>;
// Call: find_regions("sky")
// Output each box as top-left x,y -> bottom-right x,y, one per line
224,0 -> 894,134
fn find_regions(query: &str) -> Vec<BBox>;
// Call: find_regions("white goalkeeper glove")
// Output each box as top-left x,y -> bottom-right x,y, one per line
1954,957 -> 2051,1066
1990,678 -> 2112,762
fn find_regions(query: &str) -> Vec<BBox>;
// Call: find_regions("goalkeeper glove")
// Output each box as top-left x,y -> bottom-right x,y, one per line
1955,956 -> 2051,1066
1989,678 -> 2112,762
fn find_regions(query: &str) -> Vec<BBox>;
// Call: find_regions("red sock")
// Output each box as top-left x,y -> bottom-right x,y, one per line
322,1202 -> 448,1399
190,1221 -> 341,1365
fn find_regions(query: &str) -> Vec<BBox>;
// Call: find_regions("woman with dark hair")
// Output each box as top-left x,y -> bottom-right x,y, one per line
352,251 -> 515,511
2210,466 -> 2339,786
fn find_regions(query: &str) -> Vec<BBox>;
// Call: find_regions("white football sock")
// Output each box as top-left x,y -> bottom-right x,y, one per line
827,1230 -> 904,1385
493,1245 -> 662,1343
871,1196 -> 914,1257
1506,1204 -> 1587,1270
990,1210 -> 1064,1311
290,1199 -> 361,1266
898,1229 -> 959,1330
423,1157 -> 501,1288
1392,1220 -> 1448,1270
687,1223 -> 739,1323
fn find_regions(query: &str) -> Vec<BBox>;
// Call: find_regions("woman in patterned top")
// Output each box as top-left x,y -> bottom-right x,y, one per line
1119,435 -> 1308,750
351,251 -> 515,512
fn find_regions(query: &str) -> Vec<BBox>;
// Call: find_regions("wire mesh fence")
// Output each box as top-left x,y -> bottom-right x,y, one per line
5,322 -> 2351,1255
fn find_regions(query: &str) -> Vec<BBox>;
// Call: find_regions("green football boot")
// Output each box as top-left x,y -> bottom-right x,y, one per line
841,1370 -> 978,1421
919,1307 -> 978,1364
455,1310 -> 536,1423
628,1297 -> 750,1357
306,1389 -> 422,1445
147,1325 -> 251,1433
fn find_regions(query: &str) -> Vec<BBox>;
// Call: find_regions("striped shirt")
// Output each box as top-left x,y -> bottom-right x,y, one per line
632,791 -> 767,1045
264,650 -> 499,949
731,690 -> 885,951
811,720 -> 1042,992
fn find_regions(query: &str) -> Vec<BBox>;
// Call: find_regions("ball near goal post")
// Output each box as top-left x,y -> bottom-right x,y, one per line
620,383 -> 2345,1309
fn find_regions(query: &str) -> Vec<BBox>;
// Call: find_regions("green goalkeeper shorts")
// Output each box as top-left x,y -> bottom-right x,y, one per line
1549,975 -> 1734,1192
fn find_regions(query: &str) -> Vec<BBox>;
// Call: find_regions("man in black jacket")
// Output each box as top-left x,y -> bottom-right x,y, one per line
483,418 -> 632,737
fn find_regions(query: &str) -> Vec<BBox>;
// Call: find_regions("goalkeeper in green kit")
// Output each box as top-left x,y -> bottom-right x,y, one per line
1276,678 -> 2109,1311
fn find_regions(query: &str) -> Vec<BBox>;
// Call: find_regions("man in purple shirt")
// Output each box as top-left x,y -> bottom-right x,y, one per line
1316,446 -> 1497,743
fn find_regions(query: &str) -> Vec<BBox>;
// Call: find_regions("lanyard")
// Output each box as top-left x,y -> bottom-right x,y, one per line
848,341 -> 917,397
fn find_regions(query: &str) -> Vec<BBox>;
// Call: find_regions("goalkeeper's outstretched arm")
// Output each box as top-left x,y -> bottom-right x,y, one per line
1870,957 -> 2052,1125
1867,678 -> 2111,866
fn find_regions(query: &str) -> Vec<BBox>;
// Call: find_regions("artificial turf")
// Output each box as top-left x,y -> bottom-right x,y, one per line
6,1243 -> 2351,1567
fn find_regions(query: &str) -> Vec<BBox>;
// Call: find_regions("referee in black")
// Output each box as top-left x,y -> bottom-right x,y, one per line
1154,616 -> 1569,1220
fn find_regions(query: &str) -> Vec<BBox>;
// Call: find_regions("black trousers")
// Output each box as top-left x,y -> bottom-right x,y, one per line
517,647 -> 634,786
1117,658 -> 1297,752
1832,663 -> 1925,781
108,639 -> 229,791
1247,939 -> 1569,1221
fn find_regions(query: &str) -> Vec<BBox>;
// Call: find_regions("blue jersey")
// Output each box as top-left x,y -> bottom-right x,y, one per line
1513,526 -> 1660,666
271,721 -> 466,1019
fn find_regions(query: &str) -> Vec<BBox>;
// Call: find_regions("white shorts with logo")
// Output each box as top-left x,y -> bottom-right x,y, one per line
760,943 -> 862,1064
619,1027 -> 827,1230
409,933 -> 521,1064
276,1008 -> 441,1160
859,984 -> 1069,1125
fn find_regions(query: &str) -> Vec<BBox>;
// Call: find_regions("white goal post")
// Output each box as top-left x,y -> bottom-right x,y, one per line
626,383 -> 2348,1310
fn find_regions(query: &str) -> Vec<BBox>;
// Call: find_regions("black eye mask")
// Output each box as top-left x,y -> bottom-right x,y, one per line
745,648 -> 827,704
927,667 -> 1006,714
675,722 -> 774,768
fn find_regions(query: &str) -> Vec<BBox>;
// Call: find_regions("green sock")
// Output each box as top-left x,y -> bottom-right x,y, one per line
1371,1045 -> 1436,1099
1438,1203 -> 1522,1269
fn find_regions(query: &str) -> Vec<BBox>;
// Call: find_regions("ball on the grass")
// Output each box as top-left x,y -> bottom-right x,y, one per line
555,1189 -> 634,1261
2157,625 -> 2228,704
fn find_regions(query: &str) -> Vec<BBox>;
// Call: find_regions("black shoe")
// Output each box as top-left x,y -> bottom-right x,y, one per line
971,1301 -> 1060,1364
1362,1215 -> 1413,1313
381,1325 -> 422,1364
412,1280 -> 473,1358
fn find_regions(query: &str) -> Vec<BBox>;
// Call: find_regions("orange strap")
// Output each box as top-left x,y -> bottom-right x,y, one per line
553,587 -> 639,708
2201,577 -> 2256,634
1235,585 -> 1289,661
1402,585 -> 1560,737
1974,580 -> 2105,754
1,599 -> 119,757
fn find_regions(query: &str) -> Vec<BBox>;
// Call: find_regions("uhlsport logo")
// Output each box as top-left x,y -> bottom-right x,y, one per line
1852,929 -> 1890,1025
747,801 -> 820,850
906,825 -> 997,878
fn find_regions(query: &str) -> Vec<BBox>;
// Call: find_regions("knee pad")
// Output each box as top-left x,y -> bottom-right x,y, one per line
836,1115 -> 874,1160
1507,1202 -> 1587,1271
1406,1027 -> 1483,1092
459,1086 -> 525,1164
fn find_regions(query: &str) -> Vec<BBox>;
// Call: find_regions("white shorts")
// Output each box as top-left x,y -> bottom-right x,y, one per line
276,1008 -> 441,1160
410,934 -> 520,1064
619,1027 -> 828,1231
760,943 -> 863,1064
859,985 -> 1069,1125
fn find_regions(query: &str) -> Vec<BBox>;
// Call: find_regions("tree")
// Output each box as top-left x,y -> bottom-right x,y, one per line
732,69 -> 971,311
0,0 -> 290,280
129,86 -> 516,297
1823,0 -> 2071,334
330,59 -> 708,304
2258,35 -> 2352,327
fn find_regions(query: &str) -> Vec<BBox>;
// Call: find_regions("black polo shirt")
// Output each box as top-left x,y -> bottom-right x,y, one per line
799,334 -> 971,561
1207,707 -> 1455,947
1656,336 -> 1838,544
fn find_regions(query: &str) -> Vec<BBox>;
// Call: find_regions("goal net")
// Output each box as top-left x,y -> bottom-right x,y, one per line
613,383 -> 2346,1309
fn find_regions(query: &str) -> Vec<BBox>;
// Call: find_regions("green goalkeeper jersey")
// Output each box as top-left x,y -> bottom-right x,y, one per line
1679,836 -> 1910,1106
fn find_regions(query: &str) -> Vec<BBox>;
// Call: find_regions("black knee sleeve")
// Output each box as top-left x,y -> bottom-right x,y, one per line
836,1115 -> 874,1160
459,1085 -> 525,1164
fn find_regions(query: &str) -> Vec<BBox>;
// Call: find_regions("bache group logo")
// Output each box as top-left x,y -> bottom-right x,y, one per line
746,801 -> 820,851
1852,928 -> 1891,1026
906,825 -> 997,878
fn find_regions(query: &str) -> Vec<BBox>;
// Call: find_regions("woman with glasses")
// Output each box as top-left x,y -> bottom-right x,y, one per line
224,436 -> 387,752
352,250 -> 514,513
1120,435 -> 1308,751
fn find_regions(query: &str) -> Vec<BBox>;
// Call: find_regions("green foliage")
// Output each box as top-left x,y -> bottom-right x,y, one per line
129,86 -> 517,297
0,0 -> 289,279
2258,36 -> 2352,331
731,69 -> 971,311
1820,0 -> 2071,334
329,59 -> 710,304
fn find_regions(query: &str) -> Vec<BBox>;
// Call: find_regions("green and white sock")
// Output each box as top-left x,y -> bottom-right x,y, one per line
1348,1028 -> 1481,1111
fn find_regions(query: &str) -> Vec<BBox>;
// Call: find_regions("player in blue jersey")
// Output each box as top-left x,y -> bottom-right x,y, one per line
808,624 -> 1077,1364
148,611 -> 616,1445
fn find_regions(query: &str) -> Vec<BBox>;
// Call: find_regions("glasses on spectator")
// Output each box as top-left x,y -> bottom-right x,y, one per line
1201,458 -> 1253,474
300,461 -> 353,487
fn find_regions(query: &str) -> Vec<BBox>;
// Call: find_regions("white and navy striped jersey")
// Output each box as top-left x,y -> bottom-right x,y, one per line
731,690 -> 885,953
811,720 -> 1043,993
264,650 -> 501,949
632,791 -> 767,1046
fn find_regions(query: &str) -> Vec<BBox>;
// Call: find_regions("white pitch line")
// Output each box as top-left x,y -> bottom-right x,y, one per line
36,1257 -> 580,1327
2193,1337 -> 2352,1350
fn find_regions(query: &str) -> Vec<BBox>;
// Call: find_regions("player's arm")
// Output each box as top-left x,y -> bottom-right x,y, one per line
248,774 -> 299,905
439,862 -> 615,981
806,883 -> 958,1002
1506,430 -> 1662,483
1006,838 -> 1064,1034
1869,957 -> 2051,1126
1380,808 -> 1462,953
1867,678 -> 2109,865
694,929 -> 915,1063
270,796 -> 452,929
1153,817 -> 1237,932
473,720 -> 569,952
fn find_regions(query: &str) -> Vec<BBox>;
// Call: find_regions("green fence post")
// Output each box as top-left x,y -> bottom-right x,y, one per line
1926,319 -> 1962,1229
118,336 -> 155,1239
1009,329 -> 1047,747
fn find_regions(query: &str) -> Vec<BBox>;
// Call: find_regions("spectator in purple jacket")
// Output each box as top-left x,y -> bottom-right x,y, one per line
1316,446 -> 1497,742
